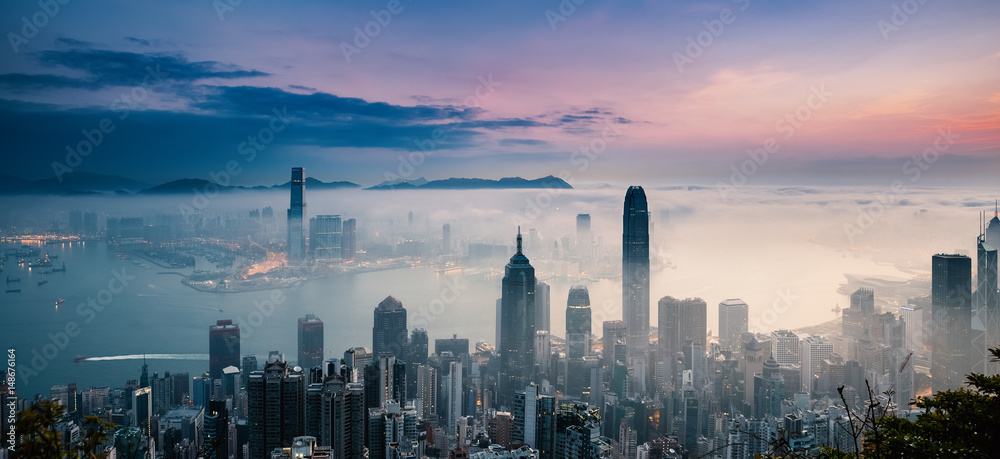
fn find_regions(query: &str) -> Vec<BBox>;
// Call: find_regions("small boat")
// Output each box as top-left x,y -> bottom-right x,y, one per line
5,289 -> 21,293
6,275 -> 20,283
38,280 -> 48,286
74,355 -> 86,362
55,298 -> 65,306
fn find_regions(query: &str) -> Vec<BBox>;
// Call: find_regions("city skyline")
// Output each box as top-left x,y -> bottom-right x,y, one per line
3,1 -> 1000,457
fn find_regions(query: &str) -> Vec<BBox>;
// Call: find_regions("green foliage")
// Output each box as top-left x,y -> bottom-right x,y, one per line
14,399 -> 116,459
861,347 -> 1000,458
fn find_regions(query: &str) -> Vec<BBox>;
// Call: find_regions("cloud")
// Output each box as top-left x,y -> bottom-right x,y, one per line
0,74 -> 101,91
499,138 -> 550,147
0,49 -> 269,92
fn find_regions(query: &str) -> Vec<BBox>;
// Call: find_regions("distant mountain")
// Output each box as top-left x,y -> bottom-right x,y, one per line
142,176 -> 361,194
271,177 -> 361,190
368,177 -> 429,188
366,175 -> 573,190
0,172 -> 150,195
142,178 -> 226,194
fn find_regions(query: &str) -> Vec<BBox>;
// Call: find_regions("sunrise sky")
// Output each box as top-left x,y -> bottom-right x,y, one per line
1,0 -> 997,186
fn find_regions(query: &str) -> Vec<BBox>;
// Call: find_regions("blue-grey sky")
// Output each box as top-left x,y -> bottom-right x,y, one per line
1,0 -> 998,186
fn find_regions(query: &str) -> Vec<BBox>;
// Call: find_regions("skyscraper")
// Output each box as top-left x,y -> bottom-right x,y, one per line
445,361 -> 463,435
417,365 -> 438,421
364,356 -> 407,411
287,167 -> 306,260
576,214 -> 591,255
977,212 -> 999,376
499,229 -> 536,408
932,254 -> 972,392
623,186 -> 650,360
248,355 -> 306,459
407,329 -> 429,398
566,286 -> 592,359
209,320 -> 240,380
771,330 -> 801,367
536,281 -> 551,334
203,400 -> 228,459
800,335 -> 834,393
373,296 -> 408,359
602,320 -> 627,368
298,314 -> 324,371
342,218 -> 357,260
442,223 -> 451,253
658,297 -> 707,361
310,215 -> 342,259
718,299 -> 749,350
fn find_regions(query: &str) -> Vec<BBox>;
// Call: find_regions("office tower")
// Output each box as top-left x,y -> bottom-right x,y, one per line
499,229 -> 536,408
342,218 -> 357,260
203,400 -> 228,459
987,203 -> 1000,265
209,320 -> 240,380
743,337 -> 765,406
287,167 -> 307,260
308,373 -> 365,456
365,356 -> 406,410
298,314 -> 324,371
623,186 -> 651,359
344,347 -> 373,377
407,329 -> 429,398
132,387 -> 152,434
536,281 -> 551,335
566,286 -> 592,359
417,365 -> 438,421
535,330 -> 552,376
512,383 -> 556,454
851,287 -> 876,316
435,336 -> 470,358
576,213 -> 591,254
602,320 -> 627,368
248,356 -> 306,459
445,361 -> 463,435
658,296 -> 707,387
800,336 -> 834,393
718,299 -> 749,350
977,214 -> 999,375
442,223 -> 451,253
373,296 -> 408,359
753,357 -> 784,418
771,330 -> 800,366
310,215 -> 342,259
932,254 -> 973,392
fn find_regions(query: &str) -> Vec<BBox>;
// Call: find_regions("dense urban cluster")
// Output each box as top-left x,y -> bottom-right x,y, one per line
4,169 -> 999,459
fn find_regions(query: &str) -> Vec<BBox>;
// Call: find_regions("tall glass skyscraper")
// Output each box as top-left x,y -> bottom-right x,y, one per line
976,218 -> 998,375
209,319 -> 240,380
566,286 -> 592,359
287,167 -> 306,260
372,296 -> 408,359
499,229 -> 536,408
931,253 -> 972,392
298,314 -> 324,370
310,215 -> 342,259
622,186 -> 650,360
718,299 -> 749,350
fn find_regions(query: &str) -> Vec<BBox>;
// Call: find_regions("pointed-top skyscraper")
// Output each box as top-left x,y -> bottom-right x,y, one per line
977,210 -> 999,375
287,167 -> 306,260
499,228 -> 536,408
623,186 -> 650,360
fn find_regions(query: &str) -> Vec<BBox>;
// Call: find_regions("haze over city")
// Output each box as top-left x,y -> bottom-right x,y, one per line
1,1 -> 999,458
